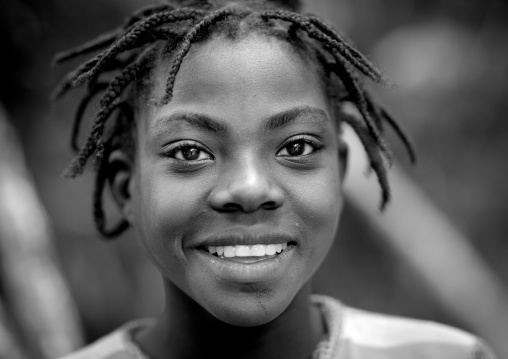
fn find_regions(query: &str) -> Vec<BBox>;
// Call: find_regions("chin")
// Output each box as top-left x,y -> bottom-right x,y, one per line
201,286 -> 294,327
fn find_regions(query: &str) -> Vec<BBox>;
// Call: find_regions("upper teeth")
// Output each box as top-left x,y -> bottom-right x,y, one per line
207,243 -> 288,257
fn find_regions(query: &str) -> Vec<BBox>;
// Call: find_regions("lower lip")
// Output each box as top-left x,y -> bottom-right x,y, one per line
193,246 -> 295,284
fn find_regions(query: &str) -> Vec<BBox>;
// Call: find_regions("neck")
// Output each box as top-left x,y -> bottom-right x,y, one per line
135,280 -> 324,359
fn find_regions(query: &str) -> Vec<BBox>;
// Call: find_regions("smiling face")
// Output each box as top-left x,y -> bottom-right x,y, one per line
123,33 -> 346,326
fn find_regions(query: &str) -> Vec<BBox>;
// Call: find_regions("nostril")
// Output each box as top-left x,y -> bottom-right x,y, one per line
260,201 -> 279,210
219,201 -> 279,213
222,203 -> 243,212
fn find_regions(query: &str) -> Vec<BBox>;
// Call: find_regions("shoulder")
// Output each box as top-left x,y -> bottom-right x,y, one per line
57,321 -> 152,359
342,305 -> 477,348
57,330 -> 129,359
313,295 -> 496,359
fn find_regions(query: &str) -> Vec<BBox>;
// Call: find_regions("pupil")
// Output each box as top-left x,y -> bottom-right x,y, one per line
288,142 -> 303,156
183,147 -> 199,160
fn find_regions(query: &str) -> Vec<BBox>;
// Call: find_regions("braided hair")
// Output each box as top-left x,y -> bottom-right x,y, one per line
54,0 -> 416,238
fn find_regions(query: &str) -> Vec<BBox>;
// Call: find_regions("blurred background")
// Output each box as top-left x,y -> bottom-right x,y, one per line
0,0 -> 507,357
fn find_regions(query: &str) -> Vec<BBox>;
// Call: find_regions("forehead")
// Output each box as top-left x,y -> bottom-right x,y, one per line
140,33 -> 332,133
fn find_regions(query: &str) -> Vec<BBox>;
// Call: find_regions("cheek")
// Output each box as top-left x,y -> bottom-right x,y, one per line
299,175 -> 342,221
293,158 -> 343,222
289,165 -> 343,275
139,172 -> 206,227
132,170 -> 208,275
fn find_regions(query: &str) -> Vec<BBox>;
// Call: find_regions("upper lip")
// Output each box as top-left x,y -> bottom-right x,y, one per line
193,228 -> 297,248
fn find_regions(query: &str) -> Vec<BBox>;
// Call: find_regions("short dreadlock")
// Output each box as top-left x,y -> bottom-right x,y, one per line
53,0 -> 416,238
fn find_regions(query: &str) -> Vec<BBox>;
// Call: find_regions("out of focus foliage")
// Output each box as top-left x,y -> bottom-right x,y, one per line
0,0 -> 507,345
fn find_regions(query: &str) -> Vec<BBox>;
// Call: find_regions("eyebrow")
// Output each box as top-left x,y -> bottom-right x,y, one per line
263,106 -> 329,132
152,106 -> 329,137
153,112 -> 229,136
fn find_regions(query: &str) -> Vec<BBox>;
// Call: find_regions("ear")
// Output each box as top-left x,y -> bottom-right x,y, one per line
333,103 -> 349,182
338,134 -> 349,182
107,149 -> 135,224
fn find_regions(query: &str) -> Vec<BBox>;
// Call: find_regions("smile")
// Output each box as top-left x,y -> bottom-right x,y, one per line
192,232 -> 297,283
207,243 -> 289,258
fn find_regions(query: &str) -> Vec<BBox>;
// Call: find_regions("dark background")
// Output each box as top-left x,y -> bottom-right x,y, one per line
1,0 -> 507,356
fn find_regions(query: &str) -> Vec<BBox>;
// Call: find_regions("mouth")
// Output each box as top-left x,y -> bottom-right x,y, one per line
193,234 -> 297,283
202,243 -> 289,263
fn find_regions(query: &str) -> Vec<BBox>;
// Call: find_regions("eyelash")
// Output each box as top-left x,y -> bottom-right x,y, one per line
277,135 -> 323,158
163,135 -> 322,163
164,141 -> 214,162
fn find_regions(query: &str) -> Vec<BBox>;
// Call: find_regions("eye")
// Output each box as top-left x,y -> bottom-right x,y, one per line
165,141 -> 214,161
277,137 -> 321,157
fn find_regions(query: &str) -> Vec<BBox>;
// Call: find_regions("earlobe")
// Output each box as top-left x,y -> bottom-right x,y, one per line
108,150 -> 135,224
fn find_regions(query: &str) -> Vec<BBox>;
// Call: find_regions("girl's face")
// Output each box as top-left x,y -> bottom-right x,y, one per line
127,34 -> 345,326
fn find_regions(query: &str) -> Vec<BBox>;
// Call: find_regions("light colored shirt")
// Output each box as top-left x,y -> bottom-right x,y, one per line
59,294 -> 496,359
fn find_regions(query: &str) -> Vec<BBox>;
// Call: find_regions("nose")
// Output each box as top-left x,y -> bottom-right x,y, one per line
209,157 -> 284,213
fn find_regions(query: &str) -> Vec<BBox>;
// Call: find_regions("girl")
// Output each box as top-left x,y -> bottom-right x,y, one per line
54,0 -> 496,357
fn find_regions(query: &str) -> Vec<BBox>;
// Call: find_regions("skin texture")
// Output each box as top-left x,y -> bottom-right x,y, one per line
110,33 -> 347,359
